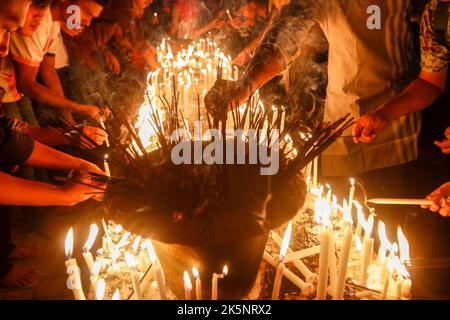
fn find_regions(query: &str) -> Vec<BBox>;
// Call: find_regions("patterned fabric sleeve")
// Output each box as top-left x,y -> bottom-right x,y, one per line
256,0 -> 322,68
420,0 -> 450,72
0,115 -> 34,165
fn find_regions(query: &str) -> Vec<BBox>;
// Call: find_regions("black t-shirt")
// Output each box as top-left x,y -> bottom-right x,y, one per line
0,115 -> 35,168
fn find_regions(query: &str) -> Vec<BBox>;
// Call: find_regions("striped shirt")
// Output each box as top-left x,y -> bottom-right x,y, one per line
258,0 -> 422,176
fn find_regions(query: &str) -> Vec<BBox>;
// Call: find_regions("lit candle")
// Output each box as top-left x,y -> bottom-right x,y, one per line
147,240 -> 167,299
334,219 -> 353,300
313,157 -> 319,187
397,227 -> 410,265
354,201 -> 364,238
184,271 -> 192,300
125,252 -> 142,300
271,232 -> 317,284
192,267 -> 202,300
96,278 -> 106,300
348,178 -> 356,217
326,184 -> 332,203
211,265 -> 228,300
271,221 -> 292,300
377,221 -> 391,264
64,228 -> 86,300
361,214 -> 374,286
90,260 -> 100,293
104,154 -> 111,177
82,224 -> 98,273
315,199 -> 331,300
100,119 -> 110,147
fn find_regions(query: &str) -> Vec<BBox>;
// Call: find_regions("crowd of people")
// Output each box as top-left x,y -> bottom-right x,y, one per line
0,0 -> 449,297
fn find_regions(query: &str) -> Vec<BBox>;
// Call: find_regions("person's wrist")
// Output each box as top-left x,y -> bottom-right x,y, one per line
373,106 -> 392,122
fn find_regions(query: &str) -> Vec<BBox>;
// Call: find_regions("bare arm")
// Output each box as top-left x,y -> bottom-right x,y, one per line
376,69 -> 447,120
353,69 -> 447,143
0,171 -> 101,206
14,59 -> 106,122
24,140 -> 101,172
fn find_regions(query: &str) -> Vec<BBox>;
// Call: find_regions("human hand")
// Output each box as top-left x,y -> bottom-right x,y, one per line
422,182 -> 450,217
352,110 -> 389,143
77,126 -> 108,149
434,127 -> 450,155
204,79 -> 251,122
59,171 -> 105,205
232,49 -> 250,67
81,105 -> 111,124
103,50 -> 121,75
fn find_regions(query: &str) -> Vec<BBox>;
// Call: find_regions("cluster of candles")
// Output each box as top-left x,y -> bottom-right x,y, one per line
263,178 -> 413,300
63,220 -> 229,300
135,37 -> 239,151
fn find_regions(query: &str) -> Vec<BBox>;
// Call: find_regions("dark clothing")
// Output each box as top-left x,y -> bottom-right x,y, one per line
0,115 -> 35,168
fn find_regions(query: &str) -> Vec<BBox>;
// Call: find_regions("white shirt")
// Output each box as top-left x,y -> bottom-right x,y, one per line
10,7 -> 69,69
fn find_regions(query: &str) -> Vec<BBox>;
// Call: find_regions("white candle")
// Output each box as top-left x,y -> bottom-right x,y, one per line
327,229 -> 338,297
211,265 -> 228,300
317,225 -> 330,300
271,221 -> 292,300
100,120 -> 110,147
263,251 -> 314,295
271,257 -> 285,300
192,267 -> 202,300
82,224 -> 99,273
326,184 -> 332,203
90,260 -> 101,293
184,271 -> 192,300
125,252 -> 143,300
334,223 -> 353,299
104,155 -> 111,177
271,232 -> 317,283
361,237 -> 374,286
64,228 -> 86,300
348,178 -> 355,217
147,240 -> 167,299
95,278 -> 106,300
313,157 -> 319,187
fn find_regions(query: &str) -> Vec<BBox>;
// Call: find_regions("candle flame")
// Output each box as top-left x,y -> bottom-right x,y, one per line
146,239 -> 157,264
397,227 -> 410,264
314,198 -> 331,227
112,289 -> 120,300
114,224 -> 123,233
124,252 -> 137,268
342,199 -> 352,223
392,255 -> 410,279
96,278 -> 106,300
65,228 -> 74,258
350,178 -> 355,186
223,265 -> 228,276
192,267 -> 200,279
83,224 -> 99,252
378,221 -> 391,250
280,221 -> 292,259
184,271 -> 192,290
132,236 -> 142,253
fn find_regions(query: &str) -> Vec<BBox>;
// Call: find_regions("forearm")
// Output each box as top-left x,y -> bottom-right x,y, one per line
240,45 -> 285,95
40,64 -> 65,97
24,140 -> 87,171
26,126 -> 70,147
19,81 -> 86,114
0,172 -> 70,206
376,78 -> 445,120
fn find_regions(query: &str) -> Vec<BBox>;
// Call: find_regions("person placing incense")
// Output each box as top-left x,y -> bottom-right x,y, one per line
353,0 -> 449,151
10,0 -> 109,125
423,182 -> 450,217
